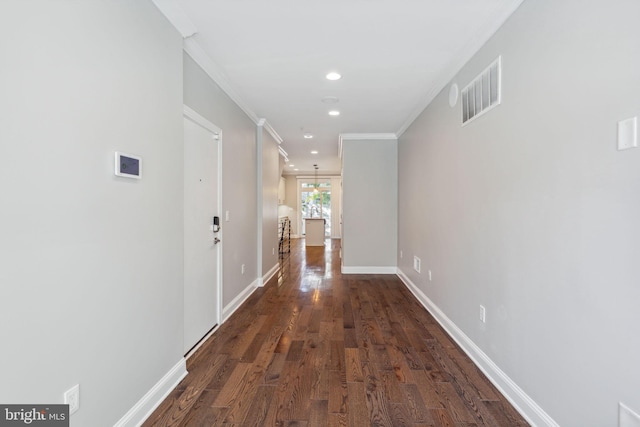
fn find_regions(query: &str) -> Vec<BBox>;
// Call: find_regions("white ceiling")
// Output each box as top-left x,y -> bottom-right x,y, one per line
156,0 -> 523,174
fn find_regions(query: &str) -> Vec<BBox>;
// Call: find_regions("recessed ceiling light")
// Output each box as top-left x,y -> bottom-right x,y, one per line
303,133 -> 313,139
328,110 -> 340,116
311,150 -> 318,154
294,168 -> 299,171
326,72 -> 341,81
321,96 -> 339,104
289,164 -> 295,167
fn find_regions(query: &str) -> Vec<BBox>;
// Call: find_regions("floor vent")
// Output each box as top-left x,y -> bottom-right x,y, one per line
462,56 -> 501,125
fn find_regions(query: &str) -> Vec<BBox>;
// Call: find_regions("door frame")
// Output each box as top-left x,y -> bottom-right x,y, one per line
183,105 -> 223,339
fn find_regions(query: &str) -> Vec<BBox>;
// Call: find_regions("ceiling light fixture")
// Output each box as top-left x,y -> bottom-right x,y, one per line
311,150 -> 318,154
303,133 -> 313,139
313,164 -> 319,193
289,164 -> 295,167
328,110 -> 340,116
326,72 -> 341,81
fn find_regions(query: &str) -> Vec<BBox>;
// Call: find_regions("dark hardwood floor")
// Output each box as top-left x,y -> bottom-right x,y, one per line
143,238 -> 529,426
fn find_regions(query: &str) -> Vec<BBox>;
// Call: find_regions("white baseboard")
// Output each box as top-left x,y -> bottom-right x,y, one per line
341,265 -> 397,274
222,279 -> 259,322
114,358 -> 187,427
261,263 -> 279,287
396,268 -> 559,427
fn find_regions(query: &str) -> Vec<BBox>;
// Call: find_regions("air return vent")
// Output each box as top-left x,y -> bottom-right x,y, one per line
462,56 -> 501,125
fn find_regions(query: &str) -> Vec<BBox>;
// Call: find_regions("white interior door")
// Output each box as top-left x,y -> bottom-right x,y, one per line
183,113 -> 221,354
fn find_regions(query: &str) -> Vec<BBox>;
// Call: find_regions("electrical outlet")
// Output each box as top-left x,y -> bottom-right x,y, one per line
272,248 -> 275,255
64,384 -> 79,415
241,264 -> 245,274
413,256 -> 421,273
428,270 -> 432,281
479,305 -> 486,323
400,250 -> 403,259
225,210 -> 230,222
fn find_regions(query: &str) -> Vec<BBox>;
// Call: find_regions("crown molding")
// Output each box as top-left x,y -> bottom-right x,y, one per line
151,0 -> 197,38
278,146 -> 289,162
258,118 -> 283,144
395,0 -> 524,138
338,133 -> 398,158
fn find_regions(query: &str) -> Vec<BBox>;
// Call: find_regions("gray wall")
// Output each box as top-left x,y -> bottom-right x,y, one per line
0,1 -> 184,425
261,128 -> 280,280
398,0 -> 640,425
183,53 -> 258,307
281,177 -> 299,236
342,139 -> 398,271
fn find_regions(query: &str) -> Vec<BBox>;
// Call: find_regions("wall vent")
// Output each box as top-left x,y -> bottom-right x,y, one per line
462,56 -> 501,125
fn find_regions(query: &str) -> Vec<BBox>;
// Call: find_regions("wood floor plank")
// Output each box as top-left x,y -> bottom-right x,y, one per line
309,399 -> 329,426
142,238 -> 529,427
400,383 -> 435,424
329,340 -> 345,371
347,381 -> 368,426
345,348 -> 363,382
175,389 -> 221,427
389,402 -> 414,427
211,362 -> 251,407
264,352 -> 286,384
241,384 -> 275,427
328,369 -> 348,414
328,412 -> 348,427
430,407 -> 457,427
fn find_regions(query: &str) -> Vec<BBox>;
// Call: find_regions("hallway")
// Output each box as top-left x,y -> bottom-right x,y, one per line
143,238 -> 528,426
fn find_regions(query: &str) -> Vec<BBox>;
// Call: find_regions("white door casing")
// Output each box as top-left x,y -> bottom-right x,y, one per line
183,106 -> 222,354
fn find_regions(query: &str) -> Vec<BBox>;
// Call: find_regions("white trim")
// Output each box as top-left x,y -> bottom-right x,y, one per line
341,266 -> 397,274
395,0 -> 524,137
222,279 -> 259,322
183,105 -> 221,135
396,268 -> 559,427
256,127 -> 264,286
183,38 -> 259,124
278,146 -> 288,161
258,119 -> 283,144
114,359 -> 187,427
261,263 -> 279,287
151,0 -> 197,38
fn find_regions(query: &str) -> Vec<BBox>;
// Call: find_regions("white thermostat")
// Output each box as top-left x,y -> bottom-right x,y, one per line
115,152 -> 142,179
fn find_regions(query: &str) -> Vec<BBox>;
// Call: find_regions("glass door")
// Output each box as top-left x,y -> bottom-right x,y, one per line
301,181 -> 331,237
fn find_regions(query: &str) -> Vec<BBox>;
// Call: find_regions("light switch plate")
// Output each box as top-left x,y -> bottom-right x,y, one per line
64,384 -> 80,415
617,117 -> 638,150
